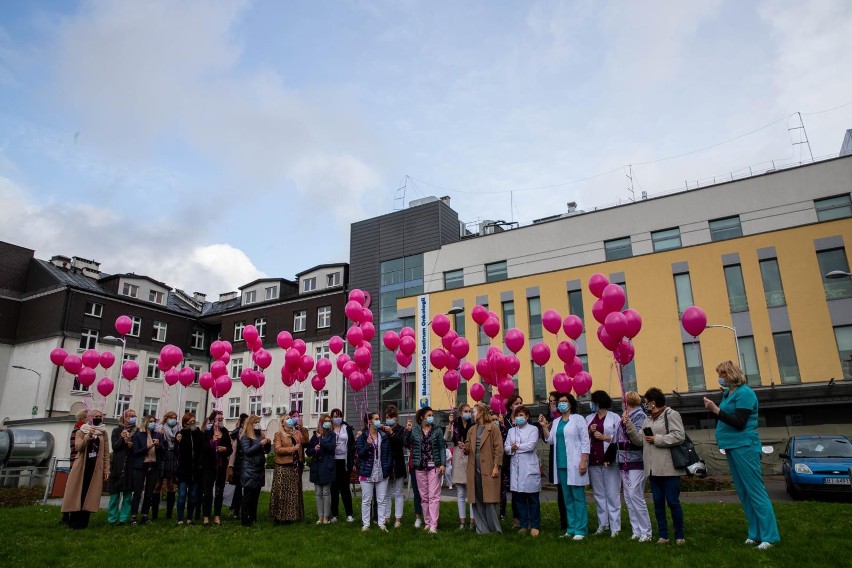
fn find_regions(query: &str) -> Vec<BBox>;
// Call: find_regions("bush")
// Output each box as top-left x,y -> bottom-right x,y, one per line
680,476 -> 734,492
0,487 -> 44,508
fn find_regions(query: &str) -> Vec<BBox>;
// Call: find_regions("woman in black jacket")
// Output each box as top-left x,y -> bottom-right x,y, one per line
130,415 -> 164,525
201,410 -> 232,526
329,407 -> 355,523
238,415 -> 271,526
107,409 -> 137,525
381,405 -> 407,528
306,413 -> 337,524
175,412 -> 203,525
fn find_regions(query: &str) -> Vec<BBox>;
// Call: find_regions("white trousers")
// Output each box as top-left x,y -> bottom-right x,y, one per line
360,478 -> 389,528
455,483 -> 473,519
589,464 -> 622,530
621,468 -> 651,537
385,477 -> 405,522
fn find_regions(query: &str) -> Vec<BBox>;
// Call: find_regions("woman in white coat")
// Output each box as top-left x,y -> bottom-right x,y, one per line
504,406 -> 542,536
539,393 -> 590,540
585,390 -> 622,537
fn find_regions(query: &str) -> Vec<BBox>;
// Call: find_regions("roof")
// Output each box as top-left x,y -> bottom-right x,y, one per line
238,277 -> 295,290
295,263 -> 348,278
98,272 -> 171,290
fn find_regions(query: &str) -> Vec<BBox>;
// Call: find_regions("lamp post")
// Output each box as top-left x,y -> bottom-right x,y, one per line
11,365 -> 42,417
102,335 -> 127,417
705,324 -> 742,369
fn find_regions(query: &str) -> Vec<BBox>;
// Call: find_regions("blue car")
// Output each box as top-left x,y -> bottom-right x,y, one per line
780,435 -> 852,499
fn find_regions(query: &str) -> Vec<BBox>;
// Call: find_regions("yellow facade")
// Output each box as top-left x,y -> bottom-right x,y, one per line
398,218 -> 852,404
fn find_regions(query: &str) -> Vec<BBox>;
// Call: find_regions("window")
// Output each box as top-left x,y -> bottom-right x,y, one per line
249,396 -> 262,416
231,357 -> 244,379
453,309 -> 465,338
833,326 -> 852,380
528,297 -> 542,340
613,280 -> 629,309
114,394 -> 131,418
578,355 -> 588,372
313,390 -> 329,415
234,321 -> 245,342
129,316 -> 142,337
815,194 -> 852,222
228,397 -> 241,419
152,321 -> 167,342
149,290 -> 164,304
683,343 -> 705,391
265,285 -> 278,300
71,375 -> 90,393
255,317 -> 266,339
621,361 -> 637,393
84,302 -> 103,317
444,269 -> 464,290
317,306 -> 331,329
380,255 -> 423,287
303,277 -> 317,292
817,248 -> 852,299
189,364 -> 202,384
502,301 -> 515,330
759,258 -> 785,307
122,283 -> 138,298
567,290 -> 584,322
79,328 -> 98,350
293,310 -> 307,332
457,381 -> 467,405
143,397 -> 159,418
289,392 -> 304,415
244,290 -> 256,304
147,357 -> 161,380
532,363 -> 546,401
673,273 -> 694,315
327,272 -> 341,287
184,400 -> 198,417
724,264 -> 748,312
123,353 -> 138,363
478,304 -> 490,346
604,237 -> 633,261
773,332 -> 800,384
485,261 -> 508,283
191,329 -> 205,350
651,228 -> 682,252
709,216 -> 742,241
737,336 -> 761,386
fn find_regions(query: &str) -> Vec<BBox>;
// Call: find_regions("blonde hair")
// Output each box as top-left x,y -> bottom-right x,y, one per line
624,391 -> 641,408
473,403 -> 492,424
244,415 -> 261,440
715,360 -> 746,386
161,411 -> 178,424
75,409 -> 89,422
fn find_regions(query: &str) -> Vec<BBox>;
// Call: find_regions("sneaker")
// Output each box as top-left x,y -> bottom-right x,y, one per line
470,524 -> 476,531
745,539 -> 756,545
630,534 -> 639,541
394,520 -> 402,528
757,542 -> 773,550
657,538 -> 669,545
414,518 -> 423,529
675,539 -> 686,546
329,517 -> 338,523
427,527 -> 438,534
594,526 -> 610,535
560,532 -> 573,539
361,525 -> 369,532
530,529 -> 540,537
379,524 -> 388,532
572,535 -> 585,541
177,521 -> 184,526
316,520 -> 323,525
458,524 -> 465,530
611,530 -> 620,538
518,528 -> 528,535
346,516 -> 355,523
512,519 -> 520,529
638,535 -> 653,543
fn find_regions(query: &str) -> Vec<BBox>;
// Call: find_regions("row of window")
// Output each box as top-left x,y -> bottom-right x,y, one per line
120,283 -> 166,305
303,272 -> 343,293
80,308 -> 206,350
232,306 -> 332,342
244,285 -> 279,305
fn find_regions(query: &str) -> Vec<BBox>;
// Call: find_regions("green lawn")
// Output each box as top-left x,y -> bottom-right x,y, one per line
1,494 -> 849,568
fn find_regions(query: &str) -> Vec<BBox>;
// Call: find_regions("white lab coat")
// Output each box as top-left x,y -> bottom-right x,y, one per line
504,424 -> 541,494
585,410 -> 621,456
546,414 -> 590,486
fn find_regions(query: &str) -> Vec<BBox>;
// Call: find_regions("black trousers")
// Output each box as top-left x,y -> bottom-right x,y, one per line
131,464 -> 159,518
241,485 -> 261,526
230,470 -> 243,515
330,459 -> 353,518
202,466 -> 226,518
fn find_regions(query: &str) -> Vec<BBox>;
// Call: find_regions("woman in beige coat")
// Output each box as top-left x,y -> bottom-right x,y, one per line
61,409 -> 110,529
465,402 -> 504,534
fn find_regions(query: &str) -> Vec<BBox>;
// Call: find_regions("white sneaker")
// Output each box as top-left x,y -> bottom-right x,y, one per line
329,517 -> 338,523
594,526 -> 609,535
638,535 -> 652,543
346,516 -> 354,523
630,534 -> 639,541
611,530 -> 620,538
458,524 -> 465,530
378,524 -> 388,532
745,539 -> 756,545
414,518 -> 423,528
757,542 -> 773,550
572,535 -> 585,541
427,527 -> 437,534
394,520 -> 401,528
316,520 -> 323,525
361,525 -> 369,532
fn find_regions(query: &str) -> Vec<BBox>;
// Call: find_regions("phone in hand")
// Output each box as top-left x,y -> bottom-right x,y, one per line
643,427 -> 654,436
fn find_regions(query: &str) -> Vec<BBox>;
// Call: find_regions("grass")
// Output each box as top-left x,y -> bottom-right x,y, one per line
1,493 -> 850,568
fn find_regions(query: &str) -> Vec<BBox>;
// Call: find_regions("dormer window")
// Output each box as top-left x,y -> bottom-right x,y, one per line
149,290 -> 164,304
122,283 -> 139,298
244,290 -> 257,304
327,272 -> 341,287
265,286 -> 278,300
303,277 -> 317,292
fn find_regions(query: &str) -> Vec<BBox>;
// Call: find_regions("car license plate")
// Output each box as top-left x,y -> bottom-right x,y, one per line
824,478 -> 850,485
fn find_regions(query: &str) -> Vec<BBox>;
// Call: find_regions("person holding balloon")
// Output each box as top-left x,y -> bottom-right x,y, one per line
381,405 -> 407,528
270,412 -> 305,523
175,412 -> 203,525
540,393 -> 590,540
445,402 -> 475,530
201,410 -> 232,526
502,394 -> 524,527
466,402 -> 504,534
307,414 -> 337,525
405,406 -> 446,533
504,406 -> 542,536
585,390 -> 622,537
61,409 -> 109,529
356,411 -> 393,532
238,415 -> 272,526
130,415 -> 164,525
108,408 -> 137,526
157,411 -> 181,521
329,408 -> 356,523
616,392 -> 652,542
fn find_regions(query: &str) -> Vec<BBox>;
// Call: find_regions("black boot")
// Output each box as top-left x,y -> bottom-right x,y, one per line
150,494 -> 160,521
166,492 -> 176,519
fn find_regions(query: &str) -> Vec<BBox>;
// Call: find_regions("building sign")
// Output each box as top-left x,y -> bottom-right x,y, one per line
417,294 -> 430,409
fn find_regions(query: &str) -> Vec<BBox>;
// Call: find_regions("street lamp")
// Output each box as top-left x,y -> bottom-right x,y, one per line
101,335 -> 127,417
704,324 -> 742,370
11,365 -> 42,417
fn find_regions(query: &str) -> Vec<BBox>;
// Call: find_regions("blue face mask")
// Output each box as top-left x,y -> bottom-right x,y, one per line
425,416 -> 434,425
386,418 -> 396,427
718,377 -> 730,388
128,417 -> 137,426
557,402 -> 569,413
322,421 -> 332,430
147,422 -> 156,431
333,417 -> 342,426
206,424 -> 213,431
372,420 -> 382,430
462,412 -> 471,421
286,419 -> 296,428
589,402 -> 599,413
514,417 -> 527,427
167,419 -> 177,427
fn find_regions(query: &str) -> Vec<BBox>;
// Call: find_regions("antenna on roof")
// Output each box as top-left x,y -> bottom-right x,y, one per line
393,176 -> 408,211
626,164 -> 635,202
788,112 -> 815,164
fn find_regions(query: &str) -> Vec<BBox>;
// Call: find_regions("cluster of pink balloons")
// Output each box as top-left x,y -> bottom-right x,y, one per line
428,313 -> 472,393
589,272 -> 643,372
157,343 -> 198,391
50,343 -> 117,397
380,326 -> 415,385
326,289 -> 375,393
681,306 -> 707,337
278,332 -> 312,388
203,339 -> 235,398
527,307 -> 592,397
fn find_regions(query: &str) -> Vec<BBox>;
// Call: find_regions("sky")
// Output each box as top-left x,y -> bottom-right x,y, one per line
1,0 -> 851,297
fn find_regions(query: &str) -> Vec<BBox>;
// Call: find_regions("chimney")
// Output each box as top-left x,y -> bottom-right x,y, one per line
218,291 -> 238,302
50,255 -> 71,269
193,292 -> 207,302
440,195 -> 451,208
566,201 -> 577,213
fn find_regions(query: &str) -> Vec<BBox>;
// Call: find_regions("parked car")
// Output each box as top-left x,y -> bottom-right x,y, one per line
780,435 -> 852,499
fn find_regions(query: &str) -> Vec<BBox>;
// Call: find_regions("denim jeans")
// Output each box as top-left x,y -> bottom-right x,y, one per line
649,475 -> 684,540
513,491 -> 541,530
176,481 -> 200,522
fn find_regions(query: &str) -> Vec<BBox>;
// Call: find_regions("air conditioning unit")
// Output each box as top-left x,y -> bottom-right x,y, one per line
262,404 -> 272,416
275,406 -> 286,415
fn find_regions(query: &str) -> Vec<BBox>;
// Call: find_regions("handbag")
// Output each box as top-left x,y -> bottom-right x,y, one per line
663,409 -> 701,471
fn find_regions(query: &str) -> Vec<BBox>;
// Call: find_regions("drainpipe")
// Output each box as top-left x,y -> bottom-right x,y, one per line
48,287 -> 73,417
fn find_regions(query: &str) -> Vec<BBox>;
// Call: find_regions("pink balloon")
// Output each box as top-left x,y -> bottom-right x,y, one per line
482,316 -> 500,339
349,288 -> 366,305
431,314 -> 451,337
566,356 -> 584,378
254,348 -> 272,370
459,361 -> 475,381
430,348 -> 447,370
601,284 -> 626,313
157,357 -> 172,373
77,367 -> 96,387
362,308 -> 373,323
63,355 -> 83,375
284,348 -> 301,370
354,347 -> 371,369
450,337 -> 470,360
623,309 -> 643,339
99,351 -> 115,370
490,395 -> 506,415
604,311 -> 628,342
345,300 -> 364,323
542,309 -> 562,335
471,305 -> 489,326
504,328 -> 525,354
178,367 -> 195,387
469,382 -> 485,402
277,331 -> 293,350
395,351 -> 413,368
445,353 -> 460,371
164,368 -> 179,386
588,273 -> 609,298
573,371 -> 593,396
300,354 -> 315,374
398,335 -> 416,356
597,325 -> 620,351
165,344 -> 184,368
212,376 -> 232,398
316,357 -> 332,378
553,372 -> 573,394
50,348 -> 68,366
221,341 -> 233,355
349,371 -> 365,392
220,351 -> 231,365
476,358 -> 492,382
360,321 -> 376,342
556,340 -> 577,364
562,315 -> 584,340
199,372 -> 214,391
346,325 -> 364,347
336,353 -> 351,372
254,371 -> 266,389
382,331 -> 400,352
506,355 -> 521,376
443,370 -> 461,391
81,349 -> 100,369
591,299 -> 609,325
492,353 -> 510,376
497,378 -> 515,398
682,306 -> 707,337
329,336 -> 344,355
311,374 -> 326,392
248,336 -> 263,353
614,340 -> 635,365
441,330 -> 459,351
292,339 -> 306,355
531,342 -> 551,366
243,324 -> 259,345
399,327 -> 415,338
121,360 -> 139,381
281,368 -> 296,387
114,315 -> 132,336
210,360 -> 228,378
96,377 -> 114,397
210,340 -> 226,360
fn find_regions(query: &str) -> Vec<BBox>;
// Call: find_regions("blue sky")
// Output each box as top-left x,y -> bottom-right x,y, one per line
1,0 -> 851,295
